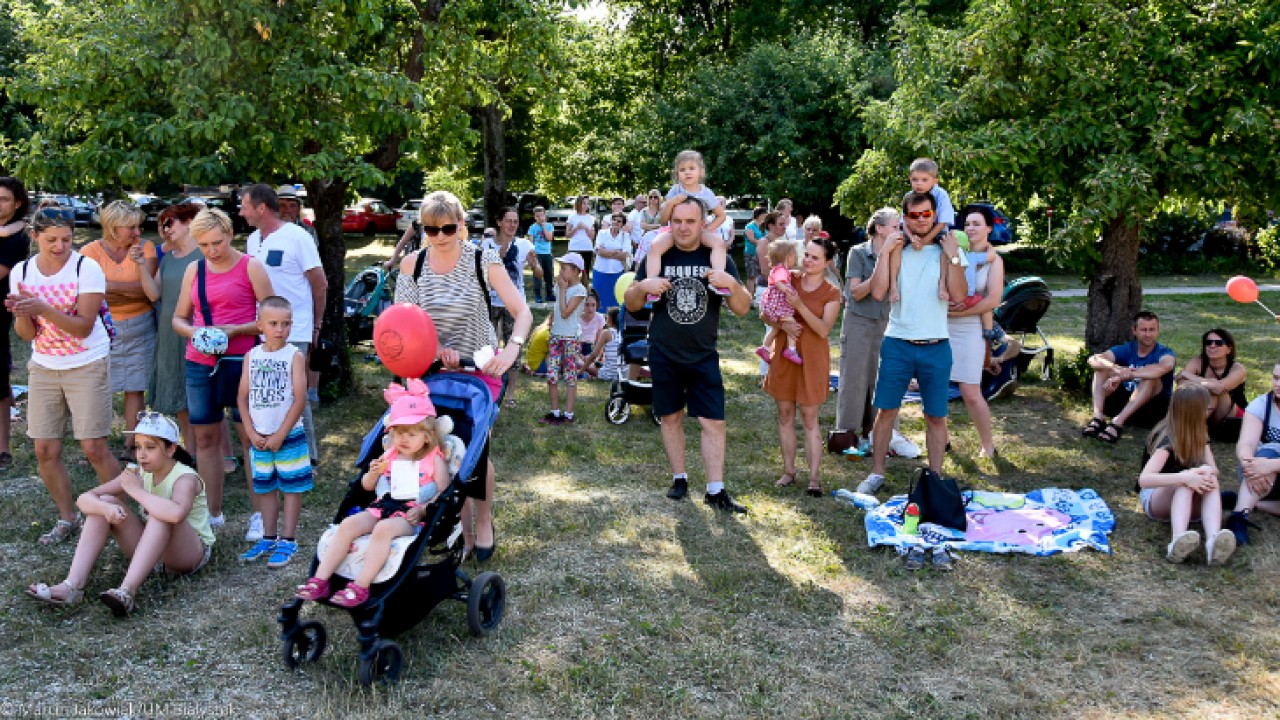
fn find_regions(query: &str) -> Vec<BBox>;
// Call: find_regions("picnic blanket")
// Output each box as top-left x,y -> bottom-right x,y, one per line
862,488 -> 1114,556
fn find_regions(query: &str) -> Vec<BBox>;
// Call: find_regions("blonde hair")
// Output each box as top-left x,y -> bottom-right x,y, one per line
389,417 -> 444,456
1148,385 -> 1210,468
189,207 -> 234,240
802,215 -> 823,231
418,190 -> 469,242
99,200 -> 144,241
671,149 -> 706,184
767,239 -> 796,267
909,158 -> 939,176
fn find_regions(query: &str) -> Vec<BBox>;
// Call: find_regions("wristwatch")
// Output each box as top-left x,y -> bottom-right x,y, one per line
510,335 -> 525,347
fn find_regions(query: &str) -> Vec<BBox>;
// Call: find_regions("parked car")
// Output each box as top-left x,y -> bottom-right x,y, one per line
133,194 -> 171,229
961,201 -> 1016,245
176,193 -> 251,234
32,194 -> 96,226
723,196 -> 769,239
342,198 -> 399,235
545,195 -> 613,236
464,192 -> 553,235
396,199 -> 424,233
29,193 -> 77,225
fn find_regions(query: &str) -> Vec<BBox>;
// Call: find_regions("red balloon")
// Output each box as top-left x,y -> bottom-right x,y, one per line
373,304 -> 438,378
1226,275 -> 1259,304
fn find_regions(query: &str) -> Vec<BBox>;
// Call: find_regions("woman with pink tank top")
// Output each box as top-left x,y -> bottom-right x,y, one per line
171,209 -> 273,530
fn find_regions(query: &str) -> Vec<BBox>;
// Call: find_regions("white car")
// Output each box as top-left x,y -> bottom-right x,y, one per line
396,199 -> 423,233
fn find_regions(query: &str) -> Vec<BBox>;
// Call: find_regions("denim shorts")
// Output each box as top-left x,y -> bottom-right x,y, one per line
185,357 -> 244,426
1238,443 -> 1280,501
873,337 -> 952,418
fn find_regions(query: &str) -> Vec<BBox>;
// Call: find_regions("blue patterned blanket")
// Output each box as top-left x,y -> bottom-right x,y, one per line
861,488 -> 1114,556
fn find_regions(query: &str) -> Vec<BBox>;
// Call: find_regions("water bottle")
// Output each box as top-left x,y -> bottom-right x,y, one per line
832,488 -> 881,510
903,503 -> 921,535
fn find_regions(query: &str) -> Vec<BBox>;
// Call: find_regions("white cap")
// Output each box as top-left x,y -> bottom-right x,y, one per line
125,412 -> 181,444
555,252 -> 585,271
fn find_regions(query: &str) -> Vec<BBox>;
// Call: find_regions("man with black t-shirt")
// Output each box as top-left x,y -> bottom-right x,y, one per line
625,197 -> 753,513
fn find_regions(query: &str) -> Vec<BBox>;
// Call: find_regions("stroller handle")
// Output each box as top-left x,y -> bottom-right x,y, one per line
426,357 -> 479,376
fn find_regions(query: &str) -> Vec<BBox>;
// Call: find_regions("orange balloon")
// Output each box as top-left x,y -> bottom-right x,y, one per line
374,304 -> 438,378
1226,275 -> 1259,304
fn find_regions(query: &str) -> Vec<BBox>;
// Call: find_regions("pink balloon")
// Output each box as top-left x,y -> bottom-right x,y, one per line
1226,276 -> 1259,304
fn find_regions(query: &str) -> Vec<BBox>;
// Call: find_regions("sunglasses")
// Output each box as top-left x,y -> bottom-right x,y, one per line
905,210 -> 935,220
1204,338 -> 1229,347
422,223 -> 459,237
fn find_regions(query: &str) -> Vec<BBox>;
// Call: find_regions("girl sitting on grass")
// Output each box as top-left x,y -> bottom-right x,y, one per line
25,412 -> 214,616
296,379 -> 450,607
1139,385 -> 1235,565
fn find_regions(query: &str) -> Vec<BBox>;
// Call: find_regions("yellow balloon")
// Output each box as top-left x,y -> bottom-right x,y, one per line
614,271 -> 636,306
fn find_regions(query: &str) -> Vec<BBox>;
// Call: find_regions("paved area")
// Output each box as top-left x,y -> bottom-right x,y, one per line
1052,284 -> 1280,298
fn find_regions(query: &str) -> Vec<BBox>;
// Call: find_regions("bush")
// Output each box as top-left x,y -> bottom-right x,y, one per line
1054,347 -> 1094,400
1256,225 -> 1280,271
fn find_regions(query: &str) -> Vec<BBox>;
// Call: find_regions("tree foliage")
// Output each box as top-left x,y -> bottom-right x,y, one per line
838,0 -> 1280,349
4,0 -> 470,392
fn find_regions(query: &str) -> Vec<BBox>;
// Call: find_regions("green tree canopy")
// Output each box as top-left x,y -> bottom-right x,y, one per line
838,0 -> 1280,349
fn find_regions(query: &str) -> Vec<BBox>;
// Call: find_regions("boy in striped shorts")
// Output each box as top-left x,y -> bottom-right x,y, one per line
237,296 -> 313,567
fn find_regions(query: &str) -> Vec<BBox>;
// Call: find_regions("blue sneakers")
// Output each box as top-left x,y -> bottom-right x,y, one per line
267,539 -> 299,569
240,538 -> 277,562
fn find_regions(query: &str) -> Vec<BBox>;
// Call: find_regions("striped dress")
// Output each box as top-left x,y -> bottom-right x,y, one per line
394,241 -> 501,358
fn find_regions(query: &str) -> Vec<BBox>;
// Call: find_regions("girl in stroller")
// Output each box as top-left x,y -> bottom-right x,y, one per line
296,379 -> 450,607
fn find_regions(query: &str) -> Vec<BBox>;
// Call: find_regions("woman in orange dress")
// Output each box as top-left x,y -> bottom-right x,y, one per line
763,236 -> 842,496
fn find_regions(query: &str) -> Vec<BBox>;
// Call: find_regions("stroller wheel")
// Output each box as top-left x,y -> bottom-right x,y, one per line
281,620 -> 327,670
357,639 -> 403,686
606,396 -> 631,425
466,571 -> 507,637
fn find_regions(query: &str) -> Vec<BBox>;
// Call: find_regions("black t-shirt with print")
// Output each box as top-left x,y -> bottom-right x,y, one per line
634,243 -> 739,365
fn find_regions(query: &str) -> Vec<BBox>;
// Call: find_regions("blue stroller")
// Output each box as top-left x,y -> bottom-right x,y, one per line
278,372 -> 506,686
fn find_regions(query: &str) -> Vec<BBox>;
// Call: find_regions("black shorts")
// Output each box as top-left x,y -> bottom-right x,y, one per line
649,346 -> 725,420
0,314 -> 10,401
1104,388 -> 1170,428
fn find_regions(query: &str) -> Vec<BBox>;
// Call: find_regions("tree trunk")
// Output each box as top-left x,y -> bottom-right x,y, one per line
479,102 -> 506,229
306,178 -> 353,398
1084,215 -> 1143,352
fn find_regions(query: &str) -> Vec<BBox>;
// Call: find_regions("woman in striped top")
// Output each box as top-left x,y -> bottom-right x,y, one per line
394,190 -> 531,563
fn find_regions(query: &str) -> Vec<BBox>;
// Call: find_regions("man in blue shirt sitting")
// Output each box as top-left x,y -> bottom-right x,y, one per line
1083,311 -> 1176,443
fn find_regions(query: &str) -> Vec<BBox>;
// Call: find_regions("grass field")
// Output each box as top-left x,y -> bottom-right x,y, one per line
4,252 -> 1280,718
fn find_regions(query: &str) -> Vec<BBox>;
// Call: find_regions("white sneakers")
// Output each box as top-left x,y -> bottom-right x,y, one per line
245,512 -> 264,542
1167,528 -> 1237,565
1166,530 -> 1200,563
1206,529 -> 1236,566
888,431 -> 922,459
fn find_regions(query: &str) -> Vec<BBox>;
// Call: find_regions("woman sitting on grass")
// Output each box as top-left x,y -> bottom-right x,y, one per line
25,412 -> 214,615
1175,327 -> 1248,441
1138,385 -> 1234,565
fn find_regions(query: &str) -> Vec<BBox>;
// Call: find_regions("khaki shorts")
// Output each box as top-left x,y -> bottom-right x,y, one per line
26,357 -> 114,440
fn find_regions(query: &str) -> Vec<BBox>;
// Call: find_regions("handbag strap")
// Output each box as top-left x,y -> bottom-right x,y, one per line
196,259 -> 214,327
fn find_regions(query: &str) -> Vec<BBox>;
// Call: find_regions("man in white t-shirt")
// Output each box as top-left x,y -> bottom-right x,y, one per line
240,184 -> 327,527
482,207 -> 542,403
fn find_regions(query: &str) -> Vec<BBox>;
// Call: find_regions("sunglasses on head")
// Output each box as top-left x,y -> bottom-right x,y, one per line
422,223 -> 459,237
906,209 -> 935,220
1204,338 -> 1228,347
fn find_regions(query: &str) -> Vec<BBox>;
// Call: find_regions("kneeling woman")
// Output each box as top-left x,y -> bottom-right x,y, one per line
26,413 -> 214,615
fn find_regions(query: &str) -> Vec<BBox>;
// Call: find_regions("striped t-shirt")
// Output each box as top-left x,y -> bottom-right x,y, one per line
394,241 -> 500,358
